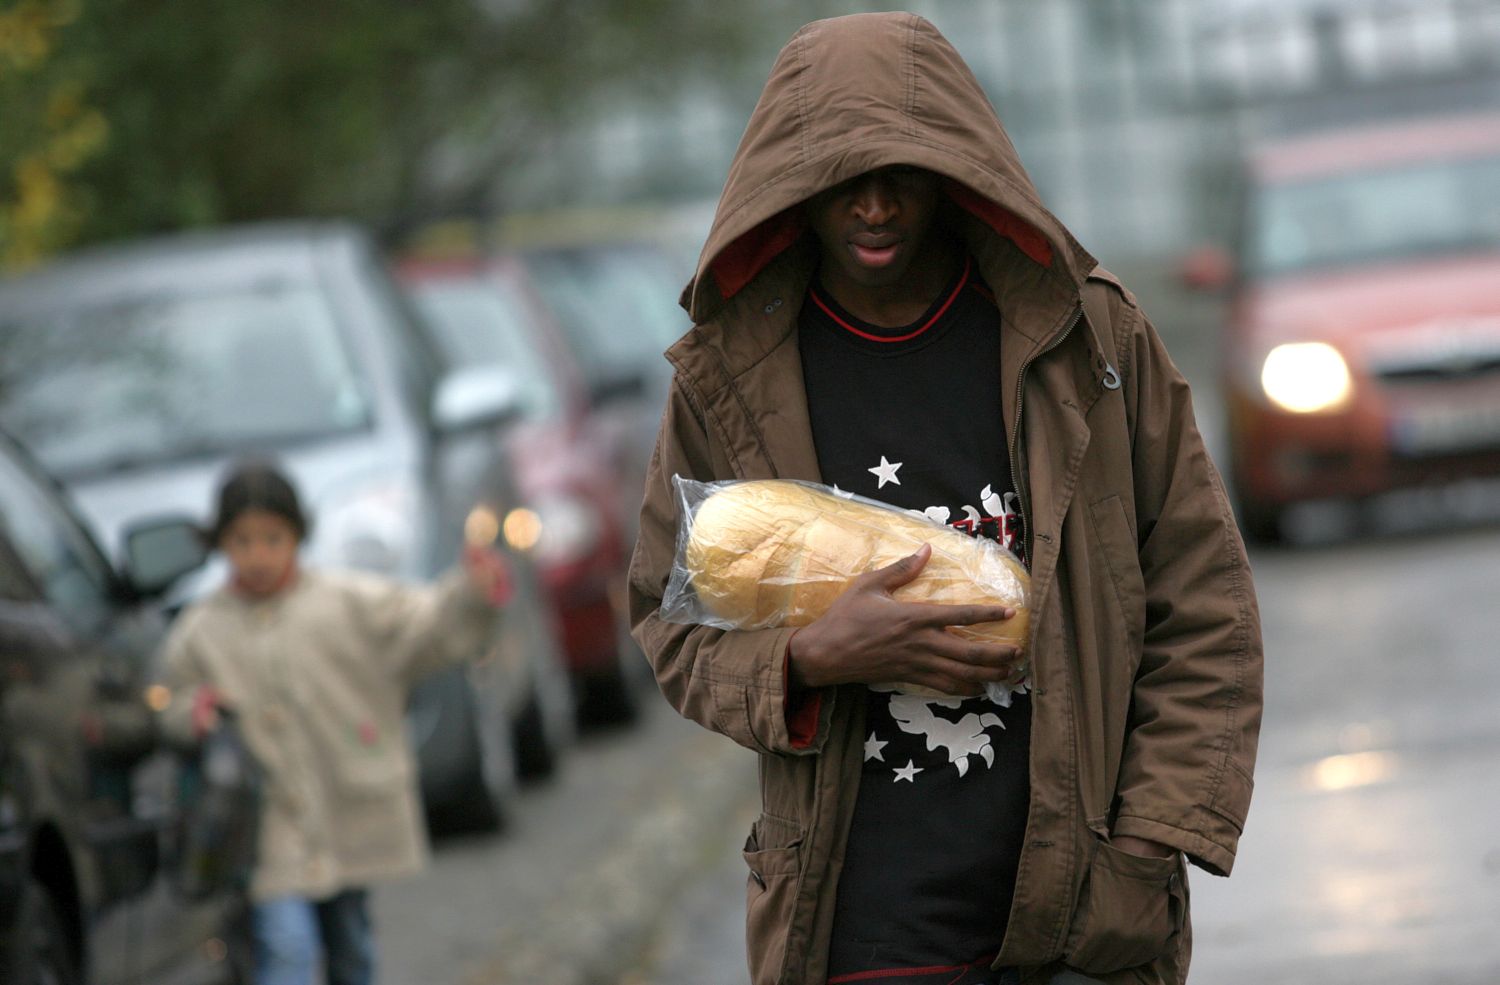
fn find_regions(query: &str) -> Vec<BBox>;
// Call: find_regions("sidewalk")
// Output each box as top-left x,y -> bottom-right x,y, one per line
372,698 -> 759,985
466,714 -> 756,985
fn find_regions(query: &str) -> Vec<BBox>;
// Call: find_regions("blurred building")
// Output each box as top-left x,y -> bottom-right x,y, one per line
502,0 -> 1500,262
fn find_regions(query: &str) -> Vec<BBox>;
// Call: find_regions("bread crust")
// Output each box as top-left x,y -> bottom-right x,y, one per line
684,480 -> 1030,695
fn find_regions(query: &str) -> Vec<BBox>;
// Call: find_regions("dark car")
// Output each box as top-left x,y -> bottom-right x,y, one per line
0,222 -> 573,829
0,431 -> 254,984
399,256 -> 648,722
1198,111 -> 1500,541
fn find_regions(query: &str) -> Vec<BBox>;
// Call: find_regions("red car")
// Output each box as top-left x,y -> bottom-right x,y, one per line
1211,111 -> 1500,541
398,256 -> 645,722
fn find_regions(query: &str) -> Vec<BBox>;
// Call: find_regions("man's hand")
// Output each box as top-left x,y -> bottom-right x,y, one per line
787,543 -> 1025,697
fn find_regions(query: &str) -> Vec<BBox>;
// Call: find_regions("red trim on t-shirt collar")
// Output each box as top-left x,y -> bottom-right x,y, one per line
810,255 -> 971,344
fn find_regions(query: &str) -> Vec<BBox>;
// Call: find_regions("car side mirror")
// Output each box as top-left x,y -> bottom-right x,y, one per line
123,516 -> 209,598
1177,244 -> 1235,293
433,365 -> 525,433
588,367 -> 647,408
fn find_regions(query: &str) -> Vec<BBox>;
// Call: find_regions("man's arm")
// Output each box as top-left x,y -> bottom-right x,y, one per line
629,378 -> 825,756
1113,295 -> 1265,876
629,376 -> 1025,757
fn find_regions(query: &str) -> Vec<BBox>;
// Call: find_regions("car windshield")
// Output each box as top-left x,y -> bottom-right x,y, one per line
407,279 -> 565,421
1251,151 -> 1500,277
0,281 -> 372,478
522,248 -> 687,381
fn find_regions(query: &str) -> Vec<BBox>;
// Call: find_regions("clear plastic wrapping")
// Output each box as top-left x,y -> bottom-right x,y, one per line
660,476 -> 1030,702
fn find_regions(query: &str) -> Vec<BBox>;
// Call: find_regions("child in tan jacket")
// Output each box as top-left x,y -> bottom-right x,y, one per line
160,461 -> 511,985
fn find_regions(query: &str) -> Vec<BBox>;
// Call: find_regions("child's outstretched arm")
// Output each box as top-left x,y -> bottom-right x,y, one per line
345,547 -> 512,687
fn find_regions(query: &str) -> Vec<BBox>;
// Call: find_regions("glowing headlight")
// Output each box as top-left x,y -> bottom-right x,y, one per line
502,507 -> 542,552
503,497 -> 599,566
465,505 -> 502,547
1260,342 -> 1352,414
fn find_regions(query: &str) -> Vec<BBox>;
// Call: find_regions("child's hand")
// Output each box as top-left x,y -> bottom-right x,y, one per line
463,544 -> 515,607
191,684 -> 223,740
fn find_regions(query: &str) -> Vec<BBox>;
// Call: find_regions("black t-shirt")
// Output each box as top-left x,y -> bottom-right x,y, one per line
799,256 -> 1032,985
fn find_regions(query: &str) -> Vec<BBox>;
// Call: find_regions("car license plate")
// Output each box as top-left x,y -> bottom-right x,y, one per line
1390,393 -> 1500,455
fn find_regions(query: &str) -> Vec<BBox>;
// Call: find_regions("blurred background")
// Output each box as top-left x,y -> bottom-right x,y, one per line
3,0 -> 1500,983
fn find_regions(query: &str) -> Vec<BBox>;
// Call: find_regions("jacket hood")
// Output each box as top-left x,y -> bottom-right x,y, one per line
684,11 -> 1096,323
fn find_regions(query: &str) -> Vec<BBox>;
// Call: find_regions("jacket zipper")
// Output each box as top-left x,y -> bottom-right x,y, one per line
1008,304 -> 1083,552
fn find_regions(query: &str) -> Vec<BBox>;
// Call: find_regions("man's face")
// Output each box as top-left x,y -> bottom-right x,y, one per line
805,165 -> 944,294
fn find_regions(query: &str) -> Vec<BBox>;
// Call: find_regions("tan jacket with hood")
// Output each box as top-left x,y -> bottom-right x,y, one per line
160,568 -> 495,902
628,13 -> 1263,985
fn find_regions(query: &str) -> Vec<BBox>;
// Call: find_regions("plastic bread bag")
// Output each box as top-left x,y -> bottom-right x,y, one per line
659,475 -> 1030,705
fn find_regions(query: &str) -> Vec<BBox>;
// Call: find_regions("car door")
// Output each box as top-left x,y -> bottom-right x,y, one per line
0,533 -> 48,981
0,445 -> 246,984
0,449 -> 154,984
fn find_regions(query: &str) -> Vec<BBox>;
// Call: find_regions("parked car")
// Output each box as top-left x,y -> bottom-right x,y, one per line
0,222 -> 573,829
511,240 -> 691,538
1198,111 -> 1500,541
0,429 -> 254,984
398,256 -> 646,722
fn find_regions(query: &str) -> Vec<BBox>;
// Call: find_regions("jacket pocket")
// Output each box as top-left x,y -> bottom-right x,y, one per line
742,813 -> 803,985
1063,837 -> 1186,975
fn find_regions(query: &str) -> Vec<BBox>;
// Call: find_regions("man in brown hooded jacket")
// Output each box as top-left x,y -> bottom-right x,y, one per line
628,13 -> 1263,985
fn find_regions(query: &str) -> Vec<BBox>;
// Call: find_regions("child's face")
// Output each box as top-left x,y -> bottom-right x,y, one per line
220,508 -> 300,597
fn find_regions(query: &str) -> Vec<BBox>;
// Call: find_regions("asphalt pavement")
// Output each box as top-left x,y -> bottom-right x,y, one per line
372,697 -> 759,985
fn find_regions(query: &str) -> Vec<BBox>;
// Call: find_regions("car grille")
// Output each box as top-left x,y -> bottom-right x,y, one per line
1374,331 -> 1500,457
1370,336 -> 1500,384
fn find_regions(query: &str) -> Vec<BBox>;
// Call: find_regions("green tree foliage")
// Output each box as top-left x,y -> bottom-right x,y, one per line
1,0 -> 108,267
0,0 -> 781,268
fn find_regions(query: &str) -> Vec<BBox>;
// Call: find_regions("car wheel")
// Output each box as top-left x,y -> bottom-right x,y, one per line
1236,497 -> 1285,545
22,878 -> 78,985
513,688 -> 561,781
1228,461 -> 1285,546
581,637 -> 651,727
449,688 -> 519,833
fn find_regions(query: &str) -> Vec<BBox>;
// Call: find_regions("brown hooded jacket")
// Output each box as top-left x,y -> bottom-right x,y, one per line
628,13 -> 1263,985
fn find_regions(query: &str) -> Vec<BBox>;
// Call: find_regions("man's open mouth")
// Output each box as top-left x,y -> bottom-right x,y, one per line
850,236 -> 901,268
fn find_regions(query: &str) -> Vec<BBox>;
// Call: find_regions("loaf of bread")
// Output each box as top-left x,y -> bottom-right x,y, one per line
679,480 -> 1029,674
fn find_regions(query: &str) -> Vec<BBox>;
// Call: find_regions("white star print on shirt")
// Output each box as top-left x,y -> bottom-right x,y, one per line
868,456 -> 902,488
893,760 -> 923,783
864,733 -> 888,762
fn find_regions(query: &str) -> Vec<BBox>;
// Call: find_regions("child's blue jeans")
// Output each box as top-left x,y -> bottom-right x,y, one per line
254,888 -> 374,985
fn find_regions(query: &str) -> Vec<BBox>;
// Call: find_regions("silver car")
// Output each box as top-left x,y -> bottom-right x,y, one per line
0,221 -> 573,830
